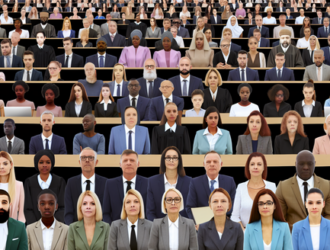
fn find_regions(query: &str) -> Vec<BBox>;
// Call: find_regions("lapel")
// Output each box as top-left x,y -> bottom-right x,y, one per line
33,221 -> 44,250
74,175 -> 83,206
37,134 -> 44,150
119,125 -> 127,152
201,131 -> 211,151
220,219 -> 235,250
135,175 -> 142,193
51,221 -> 63,250
0,57 -> 4,67
301,217 -> 314,250
319,217 -> 328,250
31,70 -> 37,80
0,137 -> 7,151
311,65 -> 318,80
90,222 -> 104,249
160,216 -> 169,249
6,218 -> 16,250
291,174 -> 307,217
178,215 -> 187,249
252,220 -> 264,250
257,136 -> 265,153
208,219 -> 223,250
270,220 -> 280,250
176,175 -> 184,192
75,220 -> 90,249
202,174 -> 212,198
123,82 -> 129,96
94,174 -> 102,197
322,136 -> 330,154
104,54 -> 109,66
117,175 -> 124,203
119,220 -> 130,250
245,134 -> 253,153
137,219 -> 146,250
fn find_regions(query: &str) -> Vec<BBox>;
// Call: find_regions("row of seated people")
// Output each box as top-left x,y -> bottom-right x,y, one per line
1,148 -> 330,249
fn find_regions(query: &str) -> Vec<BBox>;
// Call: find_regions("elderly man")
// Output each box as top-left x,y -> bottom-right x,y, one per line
31,12 -> 56,38
303,50 -> 330,81
87,14 -> 101,38
247,14 -> 270,38
98,20 -> 126,47
100,13 -> 111,36
78,18 -> 98,38
313,115 -> 330,154
317,17 -> 330,38
273,14 -> 294,38
85,38 -> 117,67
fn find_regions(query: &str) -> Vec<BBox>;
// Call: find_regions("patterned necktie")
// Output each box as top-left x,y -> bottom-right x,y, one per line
111,34 -> 114,42
182,79 -> 188,96
210,180 -> 216,192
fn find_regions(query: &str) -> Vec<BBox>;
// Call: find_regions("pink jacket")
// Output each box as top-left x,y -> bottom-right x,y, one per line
118,46 -> 151,67
9,180 -> 25,223
153,49 -> 181,67
313,135 -> 330,154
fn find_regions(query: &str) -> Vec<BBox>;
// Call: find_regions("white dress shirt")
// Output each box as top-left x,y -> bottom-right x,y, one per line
296,175 -> 314,203
203,127 -> 222,151
97,53 -> 106,67
222,52 -> 229,64
40,219 -> 56,250
239,67 -> 247,81
0,221 -> 8,250
40,23 -> 48,29
302,100 -> 315,118
281,44 -> 289,53
207,174 -> 219,189
75,101 -> 83,116
38,174 -> 53,189
3,54 -> 13,67
310,224 -> 320,250
125,125 -> 136,151
113,80 -> 123,96
276,66 -> 283,78
0,183 -> 8,192
64,53 -> 73,68
123,175 -> 137,193
164,174 -> 177,191
179,75 -> 190,96
295,16 -> 305,24
209,88 -> 218,102
38,44 -> 44,49
100,99 -> 112,111
168,217 -> 179,250
6,136 -> 15,149
23,69 -> 33,81
165,122 -> 177,132
127,218 -> 138,243
129,95 -> 139,106
218,232 -> 222,240
81,174 -> 95,193
162,94 -> 173,107
263,241 -> 272,250
41,133 -> 53,150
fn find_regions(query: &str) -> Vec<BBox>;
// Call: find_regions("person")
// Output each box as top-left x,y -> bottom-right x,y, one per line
0,119 -> 24,154
110,5 -> 120,18
31,12 -> 56,38
65,82 -> 92,117
193,17 -> 215,38
95,9 -> 105,19
125,16 -> 147,38
263,84 -> 291,117
180,5 -> 191,18
49,7 -> 62,19
137,6 -> 148,19
0,39 -> 23,67
223,15 -> 243,38
94,83 -> 119,118
6,81 -> 35,115
78,63 -> 104,97
204,28 -> 218,47
28,7 -> 39,19
313,115 -> 330,155
302,35 -> 320,66
186,90 -> 206,117
42,1 -> 52,12
264,52 -> 295,81
146,17 -> 161,38
99,21 -> 126,47
317,18 -> 330,38
0,190 -> 28,249
67,190 -> 110,249
44,61 -> 62,82
57,17 -> 75,38
295,8 -> 305,24
20,8 -> 31,24
247,35 -> 267,67
213,39 -> 238,69
244,189 -> 293,249
313,9 -> 324,24
87,15 -> 101,38
14,50 -> 43,81
248,14 -> 269,38
222,4 -> 232,19
103,149 -> 148,224
286,8 -> 293,20
9,19 -> 29,38
77,18 -> 98,39
276,150 -> 330,230
55,38 -> 84,68
0,10 -> 13,24
274,111 -> 309,154
24,150 -> 66,225
4,32 -> 25,60
36,83 -> 62,117
304,49 -> 330,81
299,17 -> 314,38
297,27 -> 311,49
273,14 -> 294,38
244,12 -> 255,25
108,63 -> 129,97
321,34 -> 330,66
171,26 -> 184,48
263,8 -> 277,24
165,5 -> 178,19
148,188 -> 198,249
252,29 -> 270,48
75,28 -> 92,47
85,39 -> 117,68
172,17 -> 191,38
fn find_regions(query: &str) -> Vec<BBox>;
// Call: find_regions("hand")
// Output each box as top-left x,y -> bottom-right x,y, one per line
223,64 -> 232,69
216,62 -> 224,68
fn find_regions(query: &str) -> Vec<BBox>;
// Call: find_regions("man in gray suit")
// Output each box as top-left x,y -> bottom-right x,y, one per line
0,119 -> 25,154
0,32 -> 25,58
303,49 -> 330,81
87,14 -> 101,38
100,13 -> 111,37
0,21 -> 7,38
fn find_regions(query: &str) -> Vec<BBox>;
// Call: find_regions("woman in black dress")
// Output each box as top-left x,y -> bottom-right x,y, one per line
263,84 -> 291,117
94,83 -> 119,117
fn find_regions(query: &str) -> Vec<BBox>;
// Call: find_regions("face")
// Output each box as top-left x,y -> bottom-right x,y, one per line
296,151 -> 315,180
306,192 -> 324,216
255,16 -> 263,26
14,20 -> 21,30
128,81 -> 140,96
239,86 -> 250,102
300,9 -> 304,16
286,115 -> 298,133
197,18 -> 204,28
114,65 -> 124,79
38,155 -> 52,175
249,37 -> 258,51
164,149 -> 179,171
136,15 -> 140,23
179,58 -> 191,74
132,35 -> 140,47
97,41 -> 107,52
125,194 -> 140,216
125,107 -> 138,127
160,81 -> 174,96
74,85 -> 82,99
15,85 -> 25,99
23,54 -> 34,68
220,41 -> 230,53
191,94 -> 203,109
258,194 -> 275,217
150,18 -> 155,26
21,9 -> 26,16
81,195 -> 96,218
73,7 -> 78,14
79,149 -> 97,173
164,21 -> 170,30
170,28 -> 177,38
0,157 -> 12,177
164,104 -> 178,123
314,52 -> 324,67
162,37 -> 171,51
210,192 -> 229,216
45,89 -> 55,104
248,115 -> 261,134
213,9 -> 217,15
205,29 -> 211,40
275,55 -> 285,69
120,153 -> 139,175
279,16 -> 286,25
83,20 -> 90,28
275,90 -> 284,104
40,114 -> 54,132
249,156 -> 264,178
3,121 -> 14,136
304,28 -> 311,37
309,36 -> 316,47
324,19 -> 329,27
1,43 -> 11,56
165,190 -> 181,214
230,17 -> 236,26
204,153 -> 222,177
36,33 -> 46,46
82,115 -> 94,132
303,87 -> 314,101
286,9 -> 290,15
0,195 -> 10,214
85,64 -> 95,78
40,16 -> 48,23
48,62 -> 60,77
223,31 -> 232,40
237,54 -> 247,68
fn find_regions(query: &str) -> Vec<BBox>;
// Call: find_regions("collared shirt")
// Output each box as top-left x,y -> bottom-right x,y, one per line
100,99 -> 112,111
162,94 -> 173,106
168,217 -> 179,250
64,53 -> 73,68
203,127 -> 222,151
81,174 -> 95,193
38,44 -> 45,49
129,95 -> 139,106
296,175 -> 314,202
113,80 -> 123,96
23,69 -> 33,81
41,23 -> 48,29
3,53 -> 13,67
75,101 -> 83,116
316,64 -> 323,80
109,32 -> 117,38
239,67 -> 247,81
0,221 -> 8,250
21,18 -> 26,24
179,75 -> 190,96
123,175 -> 137,193
127,218 -> 138,243
207,174 -> 219,189
276,66 -> 284,78
281,44 -> 289,53
38,174 -> 53,190
12,45 -> 18,56
164,174 -> 178,191
222,52 -> 229,63
325,25 -> 329,33
209,88 -> 218,102
41,133 -> 53,150
302,100 -> 315,118
40,219 -> 56,250
125,125 -> 136,151
134,21 -> 141,25
165,122 -> 177,132
97,52 -> 105,67
6,136 -> 15,149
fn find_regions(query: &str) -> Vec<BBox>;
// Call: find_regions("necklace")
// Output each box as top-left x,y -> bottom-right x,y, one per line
248,184 -> 265,190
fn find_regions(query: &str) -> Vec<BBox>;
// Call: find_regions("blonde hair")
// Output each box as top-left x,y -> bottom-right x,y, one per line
120,189 -> 145,219
0,151 -> 16,203
204,68 -> 223,86
112,63 -> 127,81
77,191 -> 103,222
62,17 -> 72,31
161,188 -> 184,214
80,28 -> 89,43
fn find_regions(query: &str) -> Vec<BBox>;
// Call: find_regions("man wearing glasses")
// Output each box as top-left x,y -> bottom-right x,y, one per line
64,147 -> 107,225
213,39 -> 238,69
172,18 -> 190,38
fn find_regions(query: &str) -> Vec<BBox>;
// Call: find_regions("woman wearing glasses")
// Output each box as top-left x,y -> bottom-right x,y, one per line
148,188 -> 198,250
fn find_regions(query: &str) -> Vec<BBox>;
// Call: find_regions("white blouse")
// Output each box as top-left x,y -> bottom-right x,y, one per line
296,38 -> 309,48
264,241 -> 272,250
310,224 -> 320,250
9,29 -> 30,38
229,103 -> 260,117
263,16 -> 277,24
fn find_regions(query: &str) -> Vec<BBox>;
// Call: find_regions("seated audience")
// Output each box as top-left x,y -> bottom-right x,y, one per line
297,27 -> 311,48
94,83 -> 119,117
165,5 -> 178,19
0,119 -> 24,154
146,17 -> 161,38
14,50 -> 43,81
248,36 -> 267,69
303,50 -> 330,81
228,50 -> 260,81
65,82 -> 92,117
108,63 -> 129,97
171,26 -> 184,48
110,5 -> 120,18
245,12 -> 255,25
317,17 -> 330,38
204,28 -> 218,47
264,52 -> 295,81
214,39 -> 238,69
7,81 -> 35,115
57,17 -> 75,38
180,5 -> 191,18
263,84 -> 291,117
0,39 -> 23,67
36,83 -> 62,117
56,37 -> 84,68
76,28 -> 93,47
29,7 -> 39,19
95,9 -> 105,19
186,89 -> 206,117
221,27 -> 243,52
253,29 -> 270,48
7,32 -> 26,59
86,39 -> 117,67
224,15 -> 243,38
302,35 -> 320,66
87,15 -> 101,38
9,19 -> 29,38
78,63 -> 104,97
137,6 -> 148,19
248,15 -> 270,38
313,115 -> 330,155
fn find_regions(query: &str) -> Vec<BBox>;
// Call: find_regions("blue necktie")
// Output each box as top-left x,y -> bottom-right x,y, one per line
148,81 -> 153,98
5,56 -> 10,67
210,180 -> 216,192
241,69 -> 245,81
182,79 -> 188,96
45,139 -> 49,150
128,131 -> 132,150
116,84 -> 120,96
99,55 -> 104,67
277,69 -> 282,79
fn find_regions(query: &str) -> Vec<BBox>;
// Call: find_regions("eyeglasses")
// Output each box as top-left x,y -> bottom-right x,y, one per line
145,65 -> 155,69
80,156 -> 95,161
48,67 -> 58,71
257,201 -> 274,207
165,157 -> 179,162
220,44 -> 230,48
165,197 -> 181,204
275,94 -> 284,98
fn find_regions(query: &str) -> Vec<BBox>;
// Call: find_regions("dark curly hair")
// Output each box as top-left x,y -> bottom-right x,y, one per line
12,81 -> 29,92
41,83 -> 60,99
267,84 -> 289,102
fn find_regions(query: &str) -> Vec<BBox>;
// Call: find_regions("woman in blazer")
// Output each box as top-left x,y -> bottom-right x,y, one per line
24,150 -> 66,225
65,82 -> 93,117
193,106 -> 232,155
236,111 -> 273,154
198,188 -> 243,250
147,146 -> 192,221
313,115 -> 330,155
294,80 -> 323,117
148,188 -> 198,250
302,35 -> 320,66
108,189 -> 152,250
94,83 -> 119,117
292,188 -> 330,250
231,153 -> 276,230
67,191 -> 110,250
0,151 -> 25,222
57,17 -> 76,38
263,84 -> 291,117
146,17 -> 161,38
244,189 -> 293,250
26,189 -> 69,250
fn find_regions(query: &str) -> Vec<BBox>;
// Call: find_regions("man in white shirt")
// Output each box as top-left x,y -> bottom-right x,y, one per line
55,37 -> 84,68
273,14 -> 295,38
0,118 -> 25,154
14,50 -> 43,81
295,8 -> 305,24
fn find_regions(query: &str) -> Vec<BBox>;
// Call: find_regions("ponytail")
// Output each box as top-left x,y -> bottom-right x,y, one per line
304,80 -> 316,101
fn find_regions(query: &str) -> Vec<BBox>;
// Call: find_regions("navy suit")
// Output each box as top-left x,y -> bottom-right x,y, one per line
29,134 -> 67,154
321,46 -> 330,65
312,17 -> 324,24
168,75 -> 204,96
0,55 -> 23,67
57,30 -> 76,38
272,40 -> 280,47
85,53 -> 117,67
148,95 -> 184,121
14,69 -> 43,81
259,37 -> 270,47
103,175 -> 148,225
177,27 -> 190,38
160,27 -> 170,34
276,7 -> 286,12
64,174 -> 107,225
230,42 -> 241,53
108,80 -> 129,97
186,174 -> 236,220
264,67 -> 295,81
317,26 -> 330,38
117,95 -> 151,121
227,67 -> 259,81
248,26 -> 269,38
210,15 -> 222,24
56,53 -> 84,67
97,33 -> 126,47
137,77 -> 164,98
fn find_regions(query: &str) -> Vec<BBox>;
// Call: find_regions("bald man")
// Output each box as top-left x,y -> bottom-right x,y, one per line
276,150 -> 330,230
303,49 -> 330,81
98,20 -> 126,47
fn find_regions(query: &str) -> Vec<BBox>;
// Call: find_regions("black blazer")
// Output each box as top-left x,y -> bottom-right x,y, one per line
294,100 -> 323,117
202,87 -> 233,113
164,12 -> 178,19
299,26 -> 314,38
302,49 -> 315,66
274,133 -> 309,154
64,101 -> 92,117
263,101 -> 291,117
213,51 -> 238,67
75,41 -> 93,47
94,102 -> 119,117
24,174 -> 66,225
56,53 -> 84,67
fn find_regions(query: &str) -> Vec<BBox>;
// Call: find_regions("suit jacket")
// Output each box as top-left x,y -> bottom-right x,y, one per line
67,220 -> 110,250
263,101 -> 291,117
186,174 -> 236,220
0,45 -> 27,58
64,174 -> 108,225
317,26 -> 329,37
264,67 -> 295,81
91,24 -> 101,38
103,175 -> 148,225
276,174 -> 330,230
148,95 -> 184,121
230,42 -> 241,53
213,51 -> 238,67
117,95 -> 150,120
248,25 -> 269,37
274,133 -> 309,154
14,69 -> 43,81
302,49 -> 315,66
0,27 -> 7,38
169,75 -> 204,96
303,64 -> 330,81
210,15 -> 222,24
153,49 -> 181,67
65,101 -> 93,117
108,219 -> 152,250
236,134 -> 273,154
276,7 -> 286,12
198,218 -> 243,250
0,55 -> 23,67
27,220 -> 68,250
57,30 -> 76,38
0,136 -> 24,154
85,53 -> 117,67
177,26 -> 190,38
29,134 -> 67,154
202,87 -> 233,113
56,53 -> 84,67
312,17 -> 324,24
294,100 -> 323,117
244,220 -> 293,250
137,77 -> 164,98
313,135 -> 330,155
98,33 -> 126,47
147,174 -> 192,221
148,215 -> 198,250
5,218 -> 28,250
227,67 -> 259,81
259,37 -> 270,47
244,19 -> 256,25
94,102 -> 119,117
321,46 -> 330,65
108,80 -> 129,97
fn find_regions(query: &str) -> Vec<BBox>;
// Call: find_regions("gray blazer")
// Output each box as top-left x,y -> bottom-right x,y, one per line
91,24 -> 101,38
303,64 -> 330,81
236,134 -> 273,154
100,23 -> 109,37
0,45 -> 25,58
146,27 -> 161,38
0,136 -> 25,154
108,218 -> 152,250
0,27 -> 7,38
148,215 -> 198,250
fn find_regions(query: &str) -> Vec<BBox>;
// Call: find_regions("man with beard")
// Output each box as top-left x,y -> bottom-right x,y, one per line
137,59 -> 164,98
85,38 -> 117,67
168,57 -> 204,97
0,118 -> 24,154
303,50 -> 330,81
267,29 -> 304,67
0,189 -> 28,250
265,52 -> 295,81
31,12 -> 56,38
0,32 -> 25,58
72,114 -> 105,154
29,110 -> 67,154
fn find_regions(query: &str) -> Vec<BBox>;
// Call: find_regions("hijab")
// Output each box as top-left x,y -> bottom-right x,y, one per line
224,15 -> 244,38
34,150 -> 55,172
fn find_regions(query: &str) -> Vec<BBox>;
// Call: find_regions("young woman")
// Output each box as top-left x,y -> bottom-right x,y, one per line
58,17 -> 76,38
302,35 -> 320,66
95,9 -> 105,19
108,63 -> 129,97
146,18 -> 161,38
297,27 -> 311,48
165,5 -> 177,19
7,81 -> 35,116
299,17 -> 314,38
247,36 -> 266,67
65,82 -> 92,117
76,28 -> 92,47
28,7 -> 39,19
94,83 -> 119,117
263,84 -> 291,117
153,32 -> 181,67
137,6 -> 148,19
151,3 -> 164,19
204,28 -> 218,47
180,5 -> 191,18
47,61 -> 63,82
36,84 -> 62,117
78,63 -> 104,97
9,19 -> 30,38
235,2 -> 246,19
70,7 -> 82,19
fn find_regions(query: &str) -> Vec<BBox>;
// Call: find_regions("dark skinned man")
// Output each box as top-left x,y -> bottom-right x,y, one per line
85,39 -> 117,67
0,119 -> 24,154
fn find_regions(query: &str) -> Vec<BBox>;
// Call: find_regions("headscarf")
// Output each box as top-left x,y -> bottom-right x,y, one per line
161,31 -> 173,43
237,83 -> 252,95
130,29 -> 142,40
189,31 -> 211,50
224,15 -> 244,38
307,35 -> 320,51
34,150 -> 55,172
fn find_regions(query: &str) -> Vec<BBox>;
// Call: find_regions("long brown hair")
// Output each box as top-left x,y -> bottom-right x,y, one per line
67,82 -> 90,103
160,102 -> 182,126
97,83 -> 115,103
244,111 -> 271,137
303,80 -> 316,101
244,152 -> 268,180
280,110 -> 307,137
160,146 -> 186,176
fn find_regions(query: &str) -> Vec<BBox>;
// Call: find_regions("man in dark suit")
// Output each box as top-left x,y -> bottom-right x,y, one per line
85,39 -> 117,67
227,50 -> 259,81
0,32 -> 26,59
253,28 -> 270,47
78,18 -> 98,38
117,13 -> 130,25
168,57 -> 204,96
247,15 -> 270,38
160,18 -> 172,34
321,33 -> 330,65
186,151 -> 236,227
264,52 -> 295,81
97,21 -> 126,47
137,59 -> 164,98
56,37 -> 84,68
221,28 -> 241,52
117,79 -> 151,121
172,18 -> 190,38
14,50 -> 43,81
103,150 -> 148,225
29,111 -> 67,154
317,17 -> 330,38
64,147 -> 107,225
0,39 -> 23,67
312,9 -> 324,24
0,118 -> 24,154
